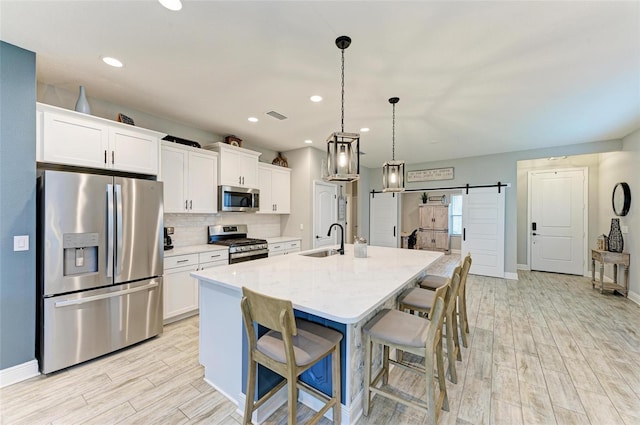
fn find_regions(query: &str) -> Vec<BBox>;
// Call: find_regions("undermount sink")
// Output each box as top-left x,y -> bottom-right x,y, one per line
300,249 -> 339,258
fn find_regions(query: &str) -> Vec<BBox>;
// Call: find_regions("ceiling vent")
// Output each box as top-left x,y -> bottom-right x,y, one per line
266,110 -> 288,120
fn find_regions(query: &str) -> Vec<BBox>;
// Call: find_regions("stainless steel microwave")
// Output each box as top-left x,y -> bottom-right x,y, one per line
218,185 -> 260,212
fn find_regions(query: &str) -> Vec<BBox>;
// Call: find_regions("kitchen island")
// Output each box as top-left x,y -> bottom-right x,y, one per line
192,244 -> 442,424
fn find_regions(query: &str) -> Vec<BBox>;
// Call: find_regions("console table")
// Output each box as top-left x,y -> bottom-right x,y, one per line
591,249 -> 630,296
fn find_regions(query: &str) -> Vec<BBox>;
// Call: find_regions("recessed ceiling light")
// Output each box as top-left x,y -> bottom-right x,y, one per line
248,117 -> 259,123
304,140 -> 313,144
548,156 -> 567,160
102,57 -> 123,68
360,127 -> 370,132
310,95 -> 323,102
159,0 -> 182,11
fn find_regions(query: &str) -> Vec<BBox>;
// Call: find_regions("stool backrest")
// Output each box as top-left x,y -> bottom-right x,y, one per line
427,292 -> 446,349
446,266 -> 461,317
241,287 -> 297,337
460,254 -> 472,294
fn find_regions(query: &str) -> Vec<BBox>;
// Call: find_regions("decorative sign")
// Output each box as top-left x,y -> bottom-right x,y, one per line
407,167 -> 454,182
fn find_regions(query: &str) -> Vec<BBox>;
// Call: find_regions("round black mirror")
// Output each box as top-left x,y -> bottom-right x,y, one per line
612,182 -> 631,216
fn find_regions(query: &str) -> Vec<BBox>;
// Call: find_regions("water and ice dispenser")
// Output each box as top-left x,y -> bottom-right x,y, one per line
63,233 -> 99,276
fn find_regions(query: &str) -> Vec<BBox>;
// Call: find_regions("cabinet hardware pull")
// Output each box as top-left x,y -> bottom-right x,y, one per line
189,200 -> 193,210
111,151 -> 115,164
177,259 -> 189,263
239,176 -> 242,185
185,200 -> 188,210
104,150 -> 107,164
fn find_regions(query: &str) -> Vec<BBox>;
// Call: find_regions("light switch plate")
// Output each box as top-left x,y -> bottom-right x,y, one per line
14,235 -> 29,251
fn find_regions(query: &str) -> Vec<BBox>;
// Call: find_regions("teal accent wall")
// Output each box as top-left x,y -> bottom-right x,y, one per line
0,41 -> 36,369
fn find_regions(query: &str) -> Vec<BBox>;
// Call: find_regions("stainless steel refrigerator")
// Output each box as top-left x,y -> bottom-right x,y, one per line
37,169 -> 164,374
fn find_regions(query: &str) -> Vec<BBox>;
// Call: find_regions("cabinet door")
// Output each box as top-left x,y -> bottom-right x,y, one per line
417,230 -> 435,250
418,205 -> 433,229
188,151 -> 217,213
110,127 -> 159,175
163,264 -> 198,321
161,146 -> 188,213
432,206 -> 449,230
258,166 -> 273,213
42,111 -> 109,169
239,152 -> 258,187
272,168 -> 290,213
434,231 -> 450,251
219,149 -> 242,186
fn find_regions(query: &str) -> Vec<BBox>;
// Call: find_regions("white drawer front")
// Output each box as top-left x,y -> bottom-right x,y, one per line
164,254 -> 198,270
199,251 -> 227,264
286,241 -> 300,250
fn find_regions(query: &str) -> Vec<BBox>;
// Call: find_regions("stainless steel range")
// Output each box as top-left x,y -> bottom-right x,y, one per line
207,224 -> 268,264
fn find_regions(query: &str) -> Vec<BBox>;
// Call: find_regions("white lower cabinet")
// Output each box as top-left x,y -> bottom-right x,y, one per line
163,250 -> 228,323
268,240 -> 301,257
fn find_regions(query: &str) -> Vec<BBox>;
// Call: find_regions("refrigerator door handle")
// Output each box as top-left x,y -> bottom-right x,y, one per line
106,184 -> 114,277
115,184 -> 124,276
54,281 -> 159,307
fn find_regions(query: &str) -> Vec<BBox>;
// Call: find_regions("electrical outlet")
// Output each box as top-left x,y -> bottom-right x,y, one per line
13,235 -> 29,251
299,223 -> 304,230
621,225 -> 629,234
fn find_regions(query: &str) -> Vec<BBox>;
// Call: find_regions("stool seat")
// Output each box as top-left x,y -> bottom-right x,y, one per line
364,308 -> 430,348
398,288 -> 435,312
258,319 -> 343,366
419,275 -> 447,290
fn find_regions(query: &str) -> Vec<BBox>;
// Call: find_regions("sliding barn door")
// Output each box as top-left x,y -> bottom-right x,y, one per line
461,187 -> 505,278
369,192 -> 399,247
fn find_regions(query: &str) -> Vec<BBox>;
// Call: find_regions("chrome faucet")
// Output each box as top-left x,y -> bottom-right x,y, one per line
327,223 -> 345,255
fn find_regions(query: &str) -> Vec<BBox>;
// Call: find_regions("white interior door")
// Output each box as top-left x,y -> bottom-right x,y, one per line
313,181 -> 337,249
461,187 -> 505,278
529,168 -> 586,275
369,192 -> 399,247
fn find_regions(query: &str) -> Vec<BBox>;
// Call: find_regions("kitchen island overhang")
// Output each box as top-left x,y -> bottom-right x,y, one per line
192,244 -> 442,424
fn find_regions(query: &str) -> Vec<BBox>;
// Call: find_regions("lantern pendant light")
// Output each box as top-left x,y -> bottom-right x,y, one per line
326,36 -> 360,182
382,97 -> 405,192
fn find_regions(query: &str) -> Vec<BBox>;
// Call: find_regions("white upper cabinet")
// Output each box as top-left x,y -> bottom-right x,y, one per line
37,103 -> 162,175
258,163 -> 291,214
208,143 -> 260,188
160,141 -> 217,214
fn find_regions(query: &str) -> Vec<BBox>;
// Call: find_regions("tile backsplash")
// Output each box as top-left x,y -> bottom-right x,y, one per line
164,213 -> 281,247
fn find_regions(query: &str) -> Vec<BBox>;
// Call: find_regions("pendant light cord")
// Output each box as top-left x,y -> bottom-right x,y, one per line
392,103 -> 396,161
341,48 -> 345,133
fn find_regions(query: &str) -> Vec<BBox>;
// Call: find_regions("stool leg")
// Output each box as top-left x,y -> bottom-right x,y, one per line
435,338 -> 449,412
287,371 -> 297,425
458,300 -> 469,348
332,344 -> 341,424
243,356 -> 256,425
425,347 -> 437,425
363,335 -> 372,416
451,309 -> 462,361
444,316 -> 457,384
460,290 -> 470,335
382,345 -> 390,385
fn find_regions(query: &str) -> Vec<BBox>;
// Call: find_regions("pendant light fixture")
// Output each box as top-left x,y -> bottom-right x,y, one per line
326,35 -> 360,182
382,97 -> 405,192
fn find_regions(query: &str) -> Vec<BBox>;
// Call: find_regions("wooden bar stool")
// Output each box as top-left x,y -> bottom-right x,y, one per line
419,254 -> 472,347
240,287 -> 342,425
398,267 -> 461,383
362,285 -> 449,423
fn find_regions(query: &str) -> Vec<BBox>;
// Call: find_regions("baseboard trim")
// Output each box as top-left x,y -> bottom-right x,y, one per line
0,360 -> 39,388
504,272 -> 518,281
450,249 -> 461,254
627,290 -> 640,306
517,263 -> 530,271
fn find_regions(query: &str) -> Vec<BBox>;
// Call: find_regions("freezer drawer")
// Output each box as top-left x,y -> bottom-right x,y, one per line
39,278 -> 163,374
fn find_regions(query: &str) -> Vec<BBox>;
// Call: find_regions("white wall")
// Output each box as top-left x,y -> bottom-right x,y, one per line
366,139 -> 623,276
597,129 -> 639,301
516,154 -> 601,267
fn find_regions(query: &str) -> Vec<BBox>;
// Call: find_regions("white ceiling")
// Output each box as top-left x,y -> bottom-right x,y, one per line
1,1 -> 639,168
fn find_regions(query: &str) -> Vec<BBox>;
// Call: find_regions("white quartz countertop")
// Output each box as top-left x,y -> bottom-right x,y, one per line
191,245 -> 442,323
164,244 -> 228,257
265,236 -> 302,244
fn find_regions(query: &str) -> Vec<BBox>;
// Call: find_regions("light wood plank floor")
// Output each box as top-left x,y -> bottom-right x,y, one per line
2,255 -> 639,424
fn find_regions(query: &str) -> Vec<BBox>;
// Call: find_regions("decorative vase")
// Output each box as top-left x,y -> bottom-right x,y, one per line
607,218 -> 624,253
74,85 -> 91,114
